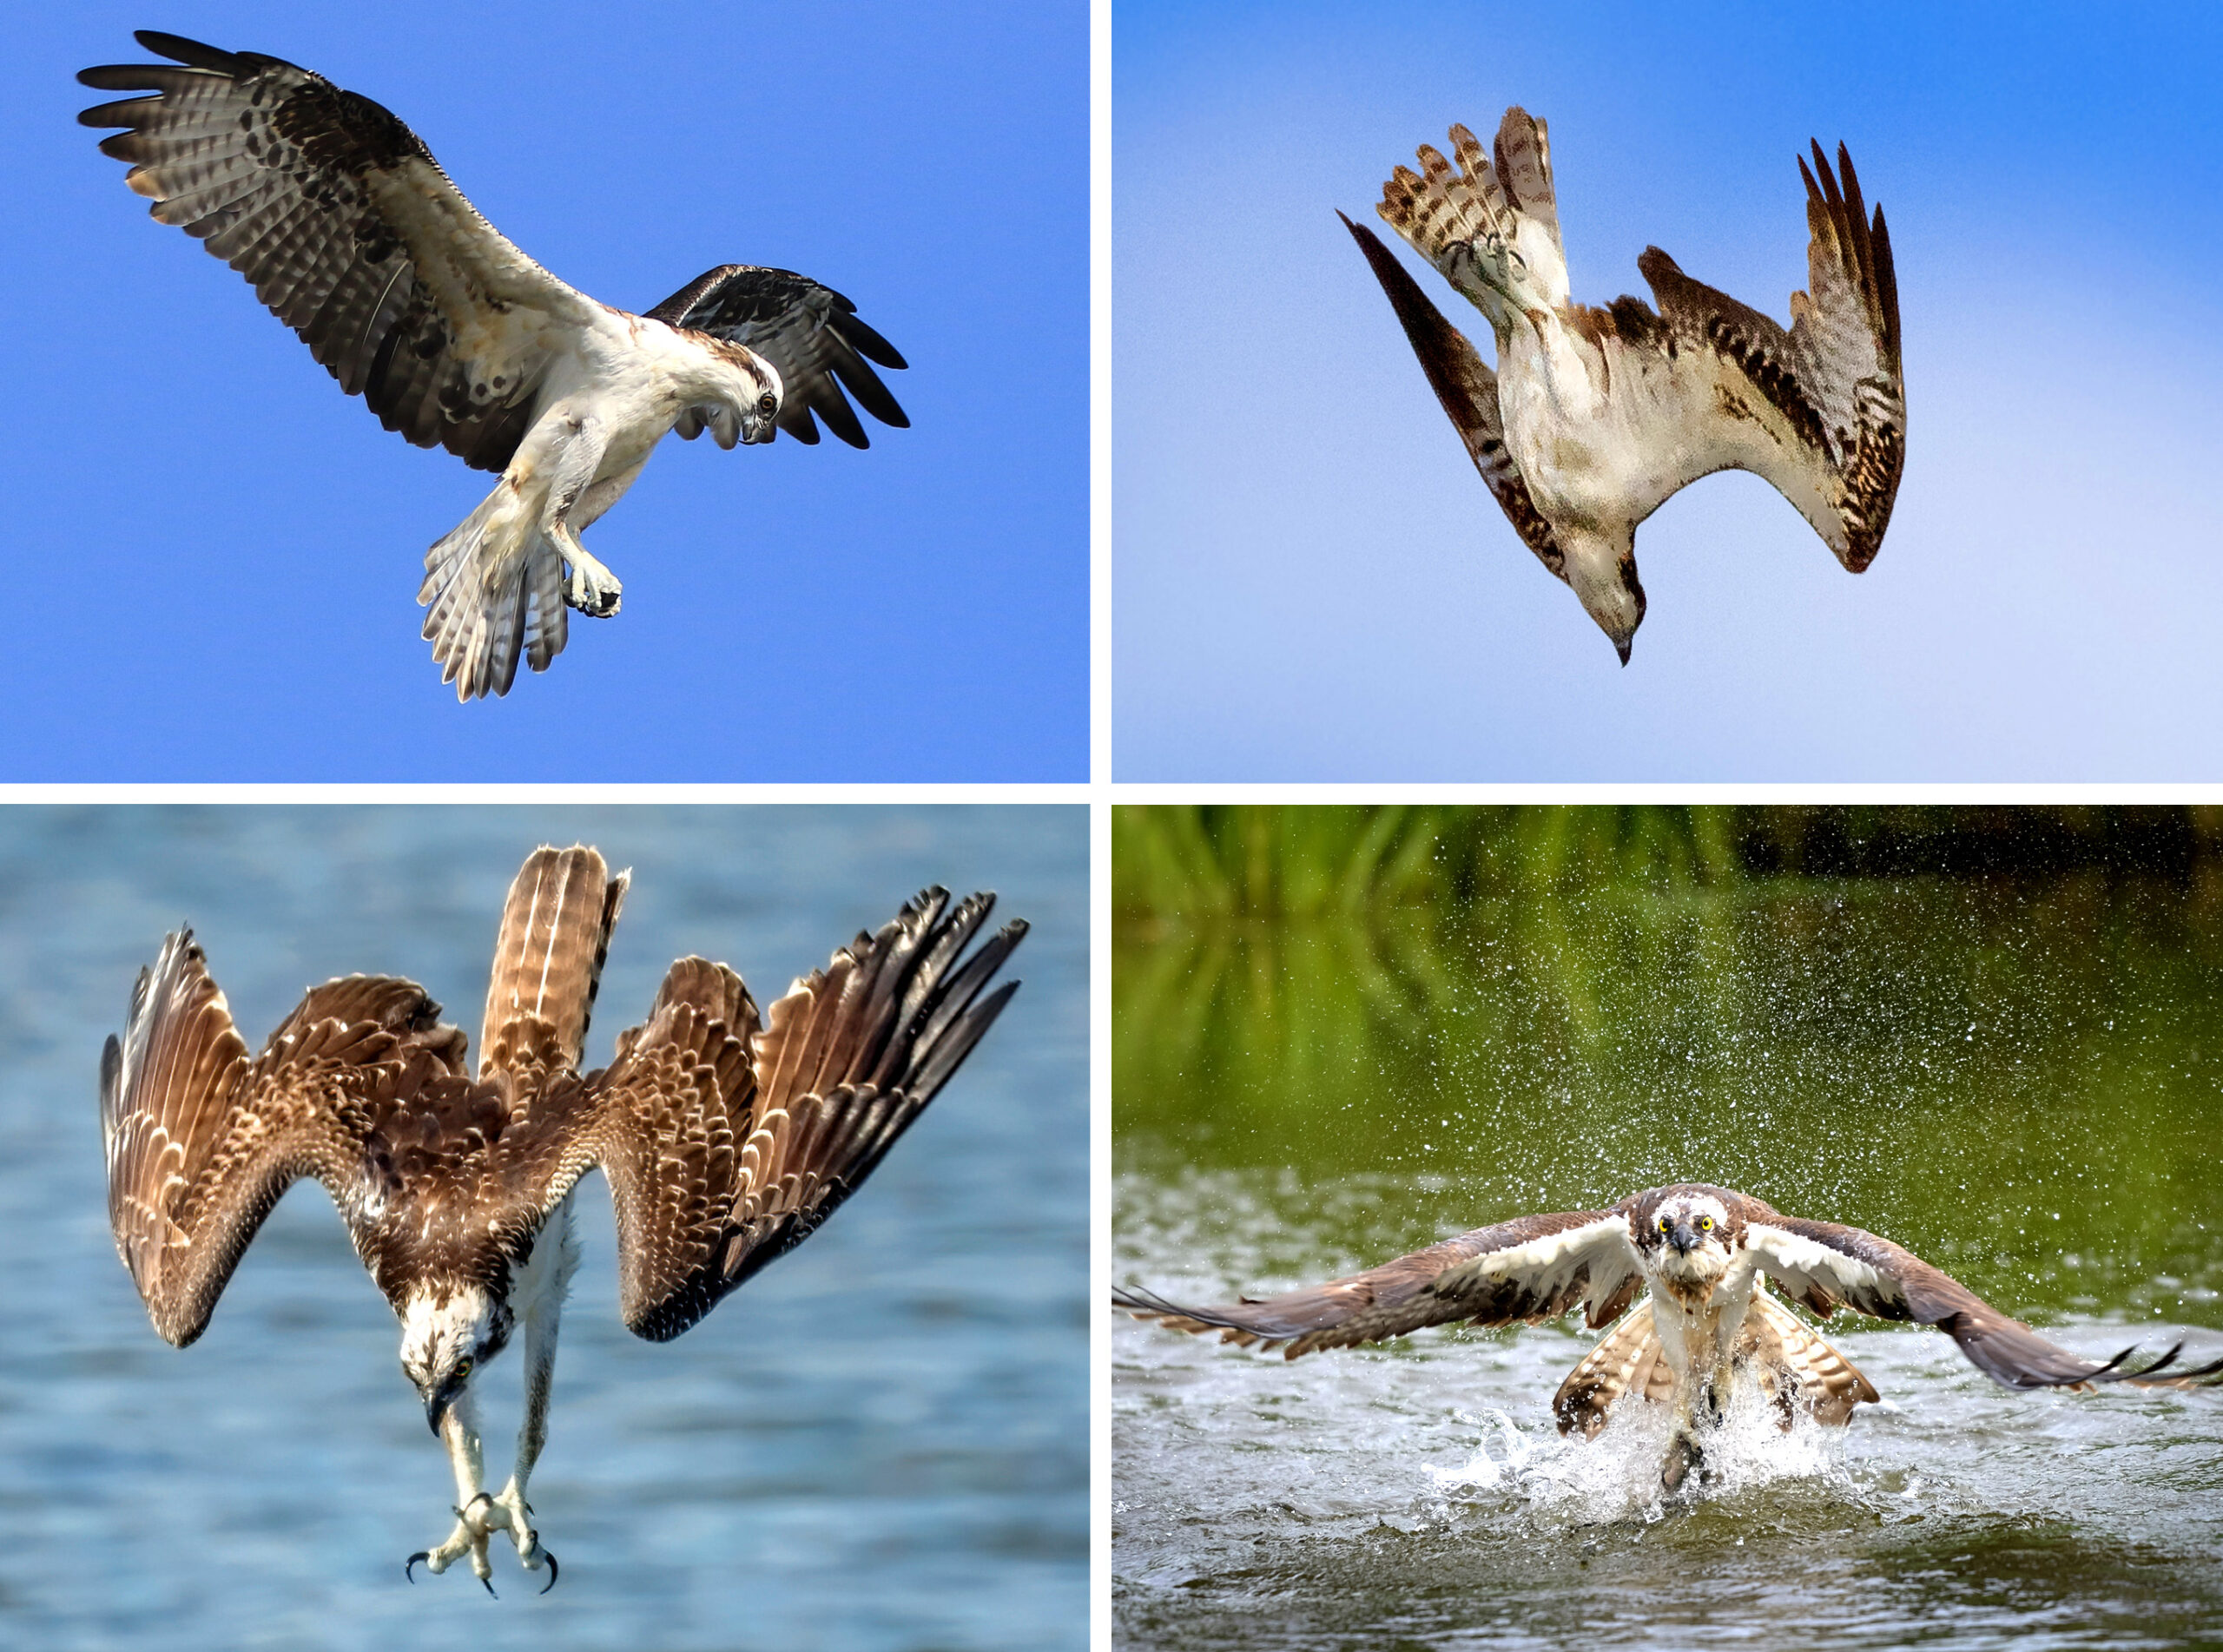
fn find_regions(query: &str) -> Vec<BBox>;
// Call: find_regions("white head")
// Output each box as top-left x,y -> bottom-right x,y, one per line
684,340 -> 783,450
398,1282 -> 512,1435
1635,1188 -> 1741,1293
1561,534 -> 1647,665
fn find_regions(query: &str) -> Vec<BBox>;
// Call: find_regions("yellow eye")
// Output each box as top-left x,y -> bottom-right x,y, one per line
455,1357 -> 473,1378
1658,1216 -> 1671,1233
757,392 -> 777,416
1698,1215 -> 1713,1232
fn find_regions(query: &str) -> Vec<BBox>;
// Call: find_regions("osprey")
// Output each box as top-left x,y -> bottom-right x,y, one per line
1116,1183 -> 2222,1491
1342,109 -> 1906,662
78,32 -> 909,700
101,846 -> 1025,1591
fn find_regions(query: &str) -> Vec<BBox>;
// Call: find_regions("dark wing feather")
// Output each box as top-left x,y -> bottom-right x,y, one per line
505,890 -> 1024,1342
1746,1216 -> 2223,1390
1633,142 -> 1905,570
1115,1210 -> 1638,1360
1340,212 -> 1564,577
646,264 -> 908,448
100,931 -> 467,1346
78,30 -> 595,472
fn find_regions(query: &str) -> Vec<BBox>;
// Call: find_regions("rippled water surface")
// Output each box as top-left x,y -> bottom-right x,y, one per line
1115,872 -> 2223,1649
0,806 -> 1086,1651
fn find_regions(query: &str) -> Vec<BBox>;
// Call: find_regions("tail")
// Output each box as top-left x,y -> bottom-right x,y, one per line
480,845 -> 630,1078
1376,108 -> 1569,312
419,490 -> 568,702
1553,1290 -> 1878,1439
1743,1289 -> 1878,1425
1553,1300 -> 1676,1438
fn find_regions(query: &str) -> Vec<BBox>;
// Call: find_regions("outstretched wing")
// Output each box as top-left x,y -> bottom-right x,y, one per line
646,265 -> 908,448
1627,142 -> 1905,570
1339,212 -> 1564,578
1745,1214 -> 2223,1390
78,30 -> 602,473
1114,1209 -> 1640,1359
513,889 -> 1026,1341
100,931 -> 470,1346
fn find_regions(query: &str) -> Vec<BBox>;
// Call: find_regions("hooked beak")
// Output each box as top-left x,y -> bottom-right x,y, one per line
1614,635 -> 1633,667
425,1393 -> 447,1437
1669,1221 -> 1698,1254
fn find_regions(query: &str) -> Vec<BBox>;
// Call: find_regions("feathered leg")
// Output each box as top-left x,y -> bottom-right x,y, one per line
406,1385 -> 499,1592
475,1196 -> 580,1590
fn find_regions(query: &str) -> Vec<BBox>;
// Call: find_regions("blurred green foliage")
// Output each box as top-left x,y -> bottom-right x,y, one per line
1113,805 -> 2223,920
1114,806 -> 2223,1324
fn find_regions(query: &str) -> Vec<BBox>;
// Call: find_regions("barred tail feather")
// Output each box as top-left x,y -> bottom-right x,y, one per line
481,845 -> 630,1076
419,484 -> 558,701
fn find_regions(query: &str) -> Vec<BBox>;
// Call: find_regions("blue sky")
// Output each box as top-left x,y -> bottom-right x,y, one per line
3,2 -> 1085,780
1115,2 -> 2223,780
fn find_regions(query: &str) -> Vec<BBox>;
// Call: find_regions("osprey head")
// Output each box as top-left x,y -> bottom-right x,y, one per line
398,1283 -> 513,1436
1634,1187 -> 1740,1291
1560,536 -> 1646,666
697,339 -> 782,448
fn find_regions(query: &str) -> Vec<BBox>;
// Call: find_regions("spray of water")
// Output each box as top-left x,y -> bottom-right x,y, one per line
1426,1370 -> 1852,1528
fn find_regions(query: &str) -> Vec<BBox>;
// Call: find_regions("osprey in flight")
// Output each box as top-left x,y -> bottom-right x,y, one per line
1117,1182 -> 2220,1491
79,32 -> 909,700
102,846 -> 1024,1590
1342,109 -> 1906,661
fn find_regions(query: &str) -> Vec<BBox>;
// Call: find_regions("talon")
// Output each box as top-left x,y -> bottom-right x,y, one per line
480,1576 -> 498,1600
406,1551 -> 430,1583
538,1551 -> 558,1594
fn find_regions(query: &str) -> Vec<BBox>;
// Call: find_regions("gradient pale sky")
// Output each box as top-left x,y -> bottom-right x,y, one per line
1115,1 -> 2223,780
3,1 -> 1085,780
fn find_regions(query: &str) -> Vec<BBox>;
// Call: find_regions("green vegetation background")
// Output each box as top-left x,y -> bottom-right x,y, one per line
1114,806 -> 2223,1327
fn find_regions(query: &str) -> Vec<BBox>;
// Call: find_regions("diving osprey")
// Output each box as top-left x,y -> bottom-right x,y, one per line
78,32 -> 909,700
1116,1183 -> 2221,1491
1342,109 -> 1906,661
102,846 -> 1024,1590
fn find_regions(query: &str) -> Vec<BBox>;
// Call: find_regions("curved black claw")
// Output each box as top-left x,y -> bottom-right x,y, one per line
480,1576 -> 498,1599
406,1551 -> 431,1583
538,1550 -> 559,1595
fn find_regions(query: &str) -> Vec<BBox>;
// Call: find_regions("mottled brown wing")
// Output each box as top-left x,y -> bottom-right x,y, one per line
1632,142 -> 1905,571
647,265 -> 908,448
77,30 -> 597,472
517,889 -> 1026,1342
1115,1210 -> 1639,1360
99,930 -> 468,1346
1339,212 -> 1565,579
478,846 -> 630,1090
1747,1216 -> 2223,1390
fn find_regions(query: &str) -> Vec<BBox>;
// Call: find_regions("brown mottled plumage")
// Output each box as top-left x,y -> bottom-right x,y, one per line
1345,108 -> 1907,662
100,845 -> 1026,1583
1118,1182 -> 2220,1489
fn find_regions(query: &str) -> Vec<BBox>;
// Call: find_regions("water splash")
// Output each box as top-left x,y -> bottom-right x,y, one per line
1425,1372 -> 1853,1529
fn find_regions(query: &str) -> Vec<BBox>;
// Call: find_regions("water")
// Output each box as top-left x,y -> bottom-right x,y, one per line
1114,872 -> 2223,1649
0,805 -> 1086,1651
